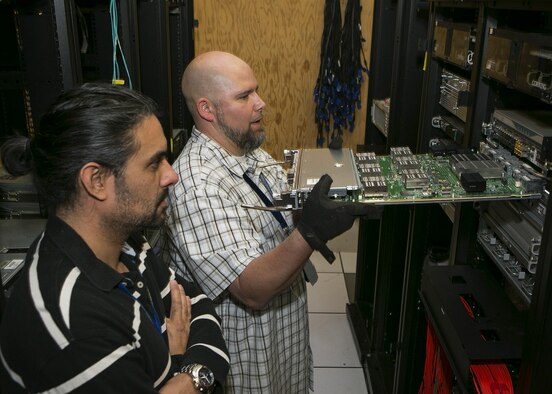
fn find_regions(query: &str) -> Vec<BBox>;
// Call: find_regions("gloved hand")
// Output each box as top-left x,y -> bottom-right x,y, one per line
297,174 -> 382,263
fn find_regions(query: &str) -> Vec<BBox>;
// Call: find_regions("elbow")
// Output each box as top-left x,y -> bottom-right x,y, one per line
228,280 -> 271,310
233,291 -> 270,310
242,297 -> 269,311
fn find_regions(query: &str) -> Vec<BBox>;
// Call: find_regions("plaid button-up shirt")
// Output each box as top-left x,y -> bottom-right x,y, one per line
166,127 -> 313,393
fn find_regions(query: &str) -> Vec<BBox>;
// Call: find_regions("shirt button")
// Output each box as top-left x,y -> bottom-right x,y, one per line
137,281 -> 144,289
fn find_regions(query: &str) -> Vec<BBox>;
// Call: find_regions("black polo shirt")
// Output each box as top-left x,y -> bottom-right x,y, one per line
0,215 -> 229,393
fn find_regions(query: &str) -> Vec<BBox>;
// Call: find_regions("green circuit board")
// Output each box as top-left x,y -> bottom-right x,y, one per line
355,149 -> 543,205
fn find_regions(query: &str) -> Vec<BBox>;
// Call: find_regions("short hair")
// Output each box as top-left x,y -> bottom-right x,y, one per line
1,83 -> 160,212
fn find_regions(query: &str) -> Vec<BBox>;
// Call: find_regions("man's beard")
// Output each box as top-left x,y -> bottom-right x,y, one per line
104,178 -> 168,236
217,110 -> 265,153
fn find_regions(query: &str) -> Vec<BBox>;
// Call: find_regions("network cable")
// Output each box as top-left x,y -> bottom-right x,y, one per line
109,0 -> 133,89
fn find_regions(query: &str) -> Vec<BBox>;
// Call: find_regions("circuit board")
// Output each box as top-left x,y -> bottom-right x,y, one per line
356,148 -> 543,205
274,148 -> 544,209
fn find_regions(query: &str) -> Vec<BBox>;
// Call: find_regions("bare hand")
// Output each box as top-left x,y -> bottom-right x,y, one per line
166,280 -> 191,355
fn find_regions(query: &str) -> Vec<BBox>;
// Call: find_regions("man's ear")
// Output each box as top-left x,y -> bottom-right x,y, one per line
197,98 -> 215,122
79,162 -> 112,201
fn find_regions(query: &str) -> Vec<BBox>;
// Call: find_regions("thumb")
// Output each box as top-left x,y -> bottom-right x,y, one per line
310,174 -> 333,197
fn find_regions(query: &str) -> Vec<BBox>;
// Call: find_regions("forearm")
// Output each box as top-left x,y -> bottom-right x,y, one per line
228,229 -> 313,309
175,280 -> 230,383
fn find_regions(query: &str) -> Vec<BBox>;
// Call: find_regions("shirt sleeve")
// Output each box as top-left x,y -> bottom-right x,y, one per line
169,184 -> 269,300
174,274 -> 230,387
135,236 -> 230,389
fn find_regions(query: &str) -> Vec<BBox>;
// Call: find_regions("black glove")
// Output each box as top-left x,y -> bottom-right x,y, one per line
297,174 -> 382,263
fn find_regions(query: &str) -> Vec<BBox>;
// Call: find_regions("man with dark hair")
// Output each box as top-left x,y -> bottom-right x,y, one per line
165,51 -> 379,393
0,83 -> 229,393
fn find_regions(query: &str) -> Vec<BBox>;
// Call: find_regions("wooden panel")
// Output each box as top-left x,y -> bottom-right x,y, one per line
193,0 -> 374,161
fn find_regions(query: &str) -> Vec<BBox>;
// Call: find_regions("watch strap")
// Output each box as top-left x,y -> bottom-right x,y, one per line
180,363 -> 215,393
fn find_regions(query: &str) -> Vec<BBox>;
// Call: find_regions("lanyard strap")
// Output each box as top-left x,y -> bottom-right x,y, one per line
117,282 -> 162,335
244,172 -> 319,284
243,172 -> 289,231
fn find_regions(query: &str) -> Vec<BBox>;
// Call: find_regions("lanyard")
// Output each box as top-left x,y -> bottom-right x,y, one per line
244,172 -> 319,284
243,172 -> 289,231
117,282 -> 162,335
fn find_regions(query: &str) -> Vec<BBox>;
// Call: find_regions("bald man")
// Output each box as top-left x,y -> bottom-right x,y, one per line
165,51 -> 375,393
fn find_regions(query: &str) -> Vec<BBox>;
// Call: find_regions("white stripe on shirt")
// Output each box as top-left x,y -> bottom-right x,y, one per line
30,234 -> 70,350
39,343 -> 138,394
191,314 -> 220,328
60,267 -> 81,329
0,348 -> 25,388
188,343 -> 230,364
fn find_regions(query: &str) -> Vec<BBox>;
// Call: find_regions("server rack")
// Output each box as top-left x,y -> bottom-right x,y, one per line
0,0 -> 195,315
349,1 -> 552,393
350,1 -> 432,392
0,0 -> 194,156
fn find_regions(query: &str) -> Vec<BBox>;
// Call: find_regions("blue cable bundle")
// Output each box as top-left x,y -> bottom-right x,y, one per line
110,0 -> 133,88
314,0 -> 368,148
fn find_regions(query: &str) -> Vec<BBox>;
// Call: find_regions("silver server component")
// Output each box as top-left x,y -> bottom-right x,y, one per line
356,152 -> 378,163
449,152 -> 504,179
480,201 -> 541,274
1,254 -> 26,286
478,142 -> 546,193
362,175 -> 385,183
390,146 -> 413,158
402,169 -> 430,189
512,169 -> 546,194
292,149 -> 362,196
509,195 -> 547,234
0,219 -> 46,286
396,159 -> 421,172
490,110 -> 552,170
363,180 -> 388,197
439,69 -> 470,122
477,227 -> 534,305
358,162 -> 381,171
371,99 -> 390,137
283,149 -> 299,187
0,173 -> 41,219
432,114 -> 465,144
274,148 -> 363,209
358,165 -> 382,177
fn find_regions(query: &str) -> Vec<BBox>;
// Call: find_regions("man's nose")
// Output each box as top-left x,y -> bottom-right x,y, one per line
161,159 -> 178,186
253,92 -> 266,112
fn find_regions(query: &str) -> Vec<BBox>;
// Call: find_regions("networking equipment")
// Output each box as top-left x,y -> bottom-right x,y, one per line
482,28 -> 552,104
439,69 -> 470,122
371,98 -> 390,137
432,20 -> 475,70
484,109 -> 552,173
267,147 -> 544,211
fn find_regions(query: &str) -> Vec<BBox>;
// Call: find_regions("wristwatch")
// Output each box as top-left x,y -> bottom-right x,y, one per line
181,363 -> 215,393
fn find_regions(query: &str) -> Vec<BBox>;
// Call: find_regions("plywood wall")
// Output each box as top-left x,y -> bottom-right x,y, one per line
192,0 -> 374,161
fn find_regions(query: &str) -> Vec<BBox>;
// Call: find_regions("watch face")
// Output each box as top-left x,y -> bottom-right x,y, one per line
197,366 -> 215,387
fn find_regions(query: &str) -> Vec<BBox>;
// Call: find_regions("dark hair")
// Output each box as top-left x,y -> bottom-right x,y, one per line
1,137 -> 31,177
0,83 -> 159,211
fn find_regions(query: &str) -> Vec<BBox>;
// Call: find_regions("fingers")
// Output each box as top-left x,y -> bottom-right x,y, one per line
365,205 -> 384,219
337,202 -> 384,218
167,280 -> 191,355
169,280 -> 191,323
183,291 -> 191,324
354,204 -> 383,218
348,203 -> 379,216
169,280 -> 183,319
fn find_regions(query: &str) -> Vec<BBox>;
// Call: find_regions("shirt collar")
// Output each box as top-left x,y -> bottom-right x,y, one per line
45,215 -> 127,291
